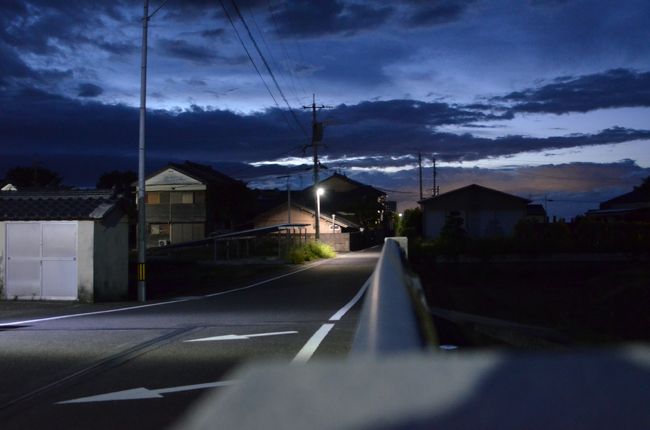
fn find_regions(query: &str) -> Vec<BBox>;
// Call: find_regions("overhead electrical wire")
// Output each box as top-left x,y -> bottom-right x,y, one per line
217,0 -> 298,135
227,0 -> 309,138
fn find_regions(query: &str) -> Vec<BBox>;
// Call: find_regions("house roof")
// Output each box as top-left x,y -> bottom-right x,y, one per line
254,201 -> 359,228
526,204 -> 547,217
600,186 -> 650,209
419,184 -> 530,205
0,190 -> 123,221
302,173 -> 386,197
143,161 -> 243,187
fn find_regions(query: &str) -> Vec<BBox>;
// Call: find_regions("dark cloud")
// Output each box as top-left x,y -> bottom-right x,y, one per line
498,69 -> 650,114
200,28 -> 226,39
156,38 -> 245,65
269,0 -> 393,38
3,86 -> 648,176
404,0 -> 477,27
77,83 -> 103,98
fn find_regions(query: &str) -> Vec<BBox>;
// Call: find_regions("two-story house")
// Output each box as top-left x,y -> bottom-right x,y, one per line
139,161 -> 253,247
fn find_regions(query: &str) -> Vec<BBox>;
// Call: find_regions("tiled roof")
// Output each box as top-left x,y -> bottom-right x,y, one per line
0,190 -> 123,221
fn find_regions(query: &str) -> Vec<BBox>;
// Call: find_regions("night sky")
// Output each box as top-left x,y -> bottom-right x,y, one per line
2,0 -> 649,218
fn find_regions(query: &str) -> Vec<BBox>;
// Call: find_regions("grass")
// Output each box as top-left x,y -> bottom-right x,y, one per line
288,241 -> 336,264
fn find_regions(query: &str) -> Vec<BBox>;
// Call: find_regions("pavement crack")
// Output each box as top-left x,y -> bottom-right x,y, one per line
0,326 -> 199,415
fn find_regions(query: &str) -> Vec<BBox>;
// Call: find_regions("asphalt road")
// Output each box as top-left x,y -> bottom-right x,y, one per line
0,247 -> 380,430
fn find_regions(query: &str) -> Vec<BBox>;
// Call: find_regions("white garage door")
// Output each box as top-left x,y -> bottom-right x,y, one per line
6,222 -> 78,300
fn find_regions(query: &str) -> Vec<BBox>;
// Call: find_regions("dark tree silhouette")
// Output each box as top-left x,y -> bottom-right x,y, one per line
3,165 -> 64,189
96,170 -> 137,193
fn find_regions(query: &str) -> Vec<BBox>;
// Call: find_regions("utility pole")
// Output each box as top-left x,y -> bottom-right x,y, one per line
277,175 -> 292,224
302,94 -> 331,239
137,0 -> 149,303
432,156 -> 439,197
418,152 -> 423,201
136,0 -> 169,302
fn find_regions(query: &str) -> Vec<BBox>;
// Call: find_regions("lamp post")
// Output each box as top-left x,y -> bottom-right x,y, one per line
315,187 -> 324,240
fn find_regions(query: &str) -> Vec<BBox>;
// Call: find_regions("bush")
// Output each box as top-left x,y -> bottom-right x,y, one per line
288,241 -> 336,264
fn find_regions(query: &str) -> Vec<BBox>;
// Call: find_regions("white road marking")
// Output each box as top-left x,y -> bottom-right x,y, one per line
328,275 -> 371,321
291,276 -> 372,364
0,260 -> 328,328
292,324 -> 335,364
56,380 -> 235,404
185,331 -> 298,342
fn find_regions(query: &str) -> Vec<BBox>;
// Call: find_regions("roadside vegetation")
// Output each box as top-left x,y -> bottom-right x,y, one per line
288,241 -> 336,264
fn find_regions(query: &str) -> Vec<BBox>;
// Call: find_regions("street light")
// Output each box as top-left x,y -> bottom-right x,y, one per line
315,187 -> 324,240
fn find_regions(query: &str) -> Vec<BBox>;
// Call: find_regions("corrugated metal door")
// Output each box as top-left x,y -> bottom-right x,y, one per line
5,222 -> 78,300
6,223 -> 42,297
41,223 -> 77,299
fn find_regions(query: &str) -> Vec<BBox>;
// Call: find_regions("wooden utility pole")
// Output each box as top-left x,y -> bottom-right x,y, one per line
418,152 -> 423,201
432,156 -> 439,197
302,94 -> 331,239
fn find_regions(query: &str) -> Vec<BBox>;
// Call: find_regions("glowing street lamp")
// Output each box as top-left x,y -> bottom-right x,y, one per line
315,187 -> 324,240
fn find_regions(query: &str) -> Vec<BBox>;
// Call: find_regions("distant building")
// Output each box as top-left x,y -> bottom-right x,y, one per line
0,190 -> 128,302
420,184 -> 533,239
526,204 -> 548,223
252,201 -> 358,234
298,173 -> 390,229
138,161 -> 253,247
585,184 -> 650,222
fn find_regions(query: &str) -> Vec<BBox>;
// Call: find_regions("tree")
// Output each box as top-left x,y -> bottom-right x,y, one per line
3,165 -> 64,189
96,170 -> 137,193
397,207 -> 422,238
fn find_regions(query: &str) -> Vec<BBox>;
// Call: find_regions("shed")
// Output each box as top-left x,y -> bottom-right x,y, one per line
0,190 -> 128,302
420,184 -> 531,239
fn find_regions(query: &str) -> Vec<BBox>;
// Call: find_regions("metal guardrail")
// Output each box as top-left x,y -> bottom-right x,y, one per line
352,238 -> 438,354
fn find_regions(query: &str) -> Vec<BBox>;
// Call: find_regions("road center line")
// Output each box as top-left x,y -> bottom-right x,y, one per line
0,259 -> 328,327
328,275 -> 371,321
292,324 -> 335,364
292,277 -> 371,364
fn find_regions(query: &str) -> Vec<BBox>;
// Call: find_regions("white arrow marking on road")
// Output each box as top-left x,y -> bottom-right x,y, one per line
56,380 -> 235,404
184,330 -> 298,342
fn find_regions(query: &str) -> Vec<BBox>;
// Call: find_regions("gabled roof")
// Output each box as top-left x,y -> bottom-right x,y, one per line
419,184 -> 530,205
144,161 -> 243,187
254,201 -> 359,228
302,173 -> 386,197
0,190 -> 123,221
526,204 -> 547,217
600,186 -> 650,209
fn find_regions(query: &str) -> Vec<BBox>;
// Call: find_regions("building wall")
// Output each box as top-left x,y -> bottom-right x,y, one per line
423,207 -> 526,239
254,206 -> 345,234
1,219 -> 126,303
93,215 -> 128,301
77,221 -> 95,302
0,222 -> 5,298
313,233 -> 350,252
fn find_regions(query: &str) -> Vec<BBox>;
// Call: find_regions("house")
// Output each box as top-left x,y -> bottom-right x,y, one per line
585,183 -> 650,222
420,184 -> 532,239
526,204 -> 548,223
0,190 -> 128,302
297,173 -> 390,229
139,161 -> 253,247
252,201 -> 358,234
250,201 -> 358,252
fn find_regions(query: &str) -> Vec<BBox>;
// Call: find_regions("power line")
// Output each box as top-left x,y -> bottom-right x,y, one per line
217,0 -> 297,134
265,0 -> 309,105
229,0 -> 309,138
